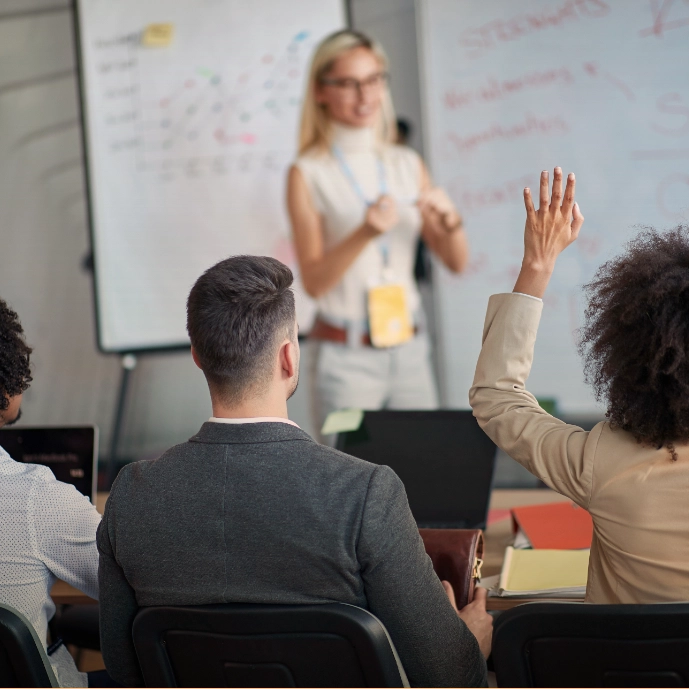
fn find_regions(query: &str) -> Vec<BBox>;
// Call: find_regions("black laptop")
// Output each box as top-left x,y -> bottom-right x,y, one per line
0,426 -> 98,503
336,410 -> 496,529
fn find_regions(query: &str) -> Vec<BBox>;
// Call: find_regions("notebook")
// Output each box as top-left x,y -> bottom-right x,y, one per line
493,546 -> 589,598
511,500 -> 593,549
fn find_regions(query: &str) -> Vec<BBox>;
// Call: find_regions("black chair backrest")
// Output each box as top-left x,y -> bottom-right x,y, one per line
0,604 -> 57,687
132,602 -> 408,688
492,601 -> 689,687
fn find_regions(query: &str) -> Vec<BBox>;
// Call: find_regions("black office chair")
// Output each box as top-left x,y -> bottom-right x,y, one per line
132,602 -> 409,687
0,603 -> 58,687
53,604 -> 101,651
492,601 -> 689,687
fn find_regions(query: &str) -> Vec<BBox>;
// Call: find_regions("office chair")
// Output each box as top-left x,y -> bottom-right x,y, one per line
53,604 -> 101,651
492,601 -> 689,687
0,603 -> 58,687
132,602 -> 409,688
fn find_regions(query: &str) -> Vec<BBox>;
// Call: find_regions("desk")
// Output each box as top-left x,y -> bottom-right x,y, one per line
51,489 -> 573,609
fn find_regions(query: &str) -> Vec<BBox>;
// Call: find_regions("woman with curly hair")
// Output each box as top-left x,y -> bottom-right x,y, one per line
470,167 -> 689,604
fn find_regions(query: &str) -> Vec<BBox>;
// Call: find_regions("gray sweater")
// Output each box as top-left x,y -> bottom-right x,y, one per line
97,422 -> 487,687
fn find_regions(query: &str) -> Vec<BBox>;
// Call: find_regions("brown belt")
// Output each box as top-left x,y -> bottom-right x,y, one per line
309,318 -> 373,346
309,318 -> 418,347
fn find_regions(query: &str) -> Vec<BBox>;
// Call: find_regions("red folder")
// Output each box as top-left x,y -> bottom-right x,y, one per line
511,501 -> 593,549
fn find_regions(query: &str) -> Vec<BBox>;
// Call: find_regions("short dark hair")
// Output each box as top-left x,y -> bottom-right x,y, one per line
0,298 -> 32,410
579,225 -> 689,460
187,256 -> 296,405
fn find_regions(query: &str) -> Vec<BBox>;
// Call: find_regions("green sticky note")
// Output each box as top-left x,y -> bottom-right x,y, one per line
321,408 -> 364,436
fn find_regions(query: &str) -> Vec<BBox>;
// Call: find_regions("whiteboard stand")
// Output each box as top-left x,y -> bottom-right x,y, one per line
106,353 -> 138,488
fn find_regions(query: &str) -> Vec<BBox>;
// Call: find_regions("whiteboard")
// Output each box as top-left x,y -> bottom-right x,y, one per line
418,0 -> 689,413
76,0 -> 344,352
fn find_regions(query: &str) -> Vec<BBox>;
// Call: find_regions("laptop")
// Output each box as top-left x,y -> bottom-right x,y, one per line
0,426 -> 98,503
336,410 -> 496,529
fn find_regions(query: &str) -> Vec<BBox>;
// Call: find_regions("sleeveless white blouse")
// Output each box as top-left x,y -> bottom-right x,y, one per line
294,123 -> 423,324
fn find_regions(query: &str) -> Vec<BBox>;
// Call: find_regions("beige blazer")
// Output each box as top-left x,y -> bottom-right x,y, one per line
470,293 -> 689,604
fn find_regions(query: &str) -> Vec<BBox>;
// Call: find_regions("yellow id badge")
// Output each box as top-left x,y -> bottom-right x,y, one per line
367,284 -> 414,348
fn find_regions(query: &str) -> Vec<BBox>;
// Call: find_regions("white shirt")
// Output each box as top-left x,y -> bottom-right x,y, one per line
209,416 -> 299,427
295,123 -> 423,323
0,444 -> 101,687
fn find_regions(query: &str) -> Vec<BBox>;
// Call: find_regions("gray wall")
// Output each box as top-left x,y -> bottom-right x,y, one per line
351,0 -> 424,155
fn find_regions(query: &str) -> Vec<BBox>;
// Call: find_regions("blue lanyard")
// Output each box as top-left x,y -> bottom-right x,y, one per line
332,145 -> 391,267
332,146 -> 388,205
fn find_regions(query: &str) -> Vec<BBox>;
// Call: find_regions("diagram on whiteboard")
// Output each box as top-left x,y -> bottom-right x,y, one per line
92,25 -> 318,178
78,0 -> 344,351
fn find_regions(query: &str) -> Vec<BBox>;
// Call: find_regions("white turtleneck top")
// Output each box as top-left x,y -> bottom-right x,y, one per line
294,123 -> 423,324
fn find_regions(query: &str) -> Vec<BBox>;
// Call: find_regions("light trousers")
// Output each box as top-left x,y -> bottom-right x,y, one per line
310,332 -> 439,440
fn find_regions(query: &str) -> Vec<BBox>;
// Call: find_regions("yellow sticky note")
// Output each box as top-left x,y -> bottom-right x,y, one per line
142,23 -> 174,47
321,409 -> 364,436
367,283 -> 413,348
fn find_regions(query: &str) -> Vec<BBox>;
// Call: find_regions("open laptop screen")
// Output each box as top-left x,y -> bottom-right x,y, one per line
0,426 -> 98,503
337,410 -> 496,529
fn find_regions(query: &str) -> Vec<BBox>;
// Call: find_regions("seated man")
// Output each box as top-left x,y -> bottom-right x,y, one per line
471,167 -> 689,604
0,298 -> 101,687
98,255 -> 491,687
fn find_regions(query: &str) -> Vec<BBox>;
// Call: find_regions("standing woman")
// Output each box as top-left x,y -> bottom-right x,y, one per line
287,30 -> 468,430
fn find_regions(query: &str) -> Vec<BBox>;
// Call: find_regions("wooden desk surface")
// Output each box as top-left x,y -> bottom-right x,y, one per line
51,489 -> 574,609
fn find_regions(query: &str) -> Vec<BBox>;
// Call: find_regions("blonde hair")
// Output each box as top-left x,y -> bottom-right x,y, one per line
298,30 -> 397,155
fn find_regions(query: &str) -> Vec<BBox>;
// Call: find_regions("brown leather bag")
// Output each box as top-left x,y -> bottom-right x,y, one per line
419,528 -> 484,610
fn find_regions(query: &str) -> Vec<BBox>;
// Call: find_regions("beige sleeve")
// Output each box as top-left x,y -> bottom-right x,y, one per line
469,293 -> 601,507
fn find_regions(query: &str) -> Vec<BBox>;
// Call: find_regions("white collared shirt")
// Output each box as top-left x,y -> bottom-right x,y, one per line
0,444 -> 101,686
209,416 -> 300,428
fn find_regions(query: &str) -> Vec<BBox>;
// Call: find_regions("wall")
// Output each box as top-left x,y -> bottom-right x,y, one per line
351,0 -> 424,155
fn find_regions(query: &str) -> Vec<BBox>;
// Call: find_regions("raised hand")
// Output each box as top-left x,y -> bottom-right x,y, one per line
363,195 -> 399,236
514,167 -> 584,298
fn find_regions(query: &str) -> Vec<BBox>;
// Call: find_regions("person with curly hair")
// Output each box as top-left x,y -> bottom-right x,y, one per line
0,298 -> 102,687
0,298 -> 32,425
470,167 -> 689,604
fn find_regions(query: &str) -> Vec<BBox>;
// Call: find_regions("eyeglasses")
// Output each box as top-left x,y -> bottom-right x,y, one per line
319,72 -> 389,94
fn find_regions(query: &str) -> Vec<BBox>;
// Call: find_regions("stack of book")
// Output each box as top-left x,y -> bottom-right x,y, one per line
492,546 -> 589,599
488,501 -> 593,600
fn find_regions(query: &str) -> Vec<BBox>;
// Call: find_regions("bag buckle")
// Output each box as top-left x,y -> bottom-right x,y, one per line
472,557 -> 483,582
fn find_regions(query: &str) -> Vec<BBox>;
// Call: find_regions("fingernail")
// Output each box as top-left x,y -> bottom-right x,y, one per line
555,167 -> 562,173
569,173 -> 575,180
525,187 -> 530,193
542,170 -> 548,174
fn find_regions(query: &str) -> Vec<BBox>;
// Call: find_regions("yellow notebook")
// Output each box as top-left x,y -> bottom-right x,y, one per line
496,546 -> 589,598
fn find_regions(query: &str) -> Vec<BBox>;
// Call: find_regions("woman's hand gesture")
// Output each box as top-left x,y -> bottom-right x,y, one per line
418,187 -> 462,233
363,195 -> 399,236
514,167 -> 585,298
